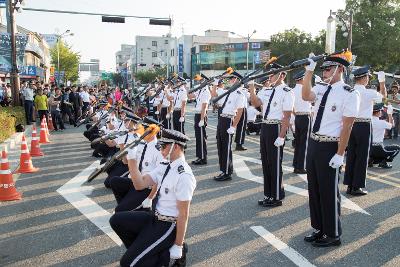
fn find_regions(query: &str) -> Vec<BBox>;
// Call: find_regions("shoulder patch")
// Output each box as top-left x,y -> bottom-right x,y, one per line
283,87 -> 291,92
155,144 -> 161,151
178,165 -> 185,174
343,85 -> 354,92
237,90 -> 242,94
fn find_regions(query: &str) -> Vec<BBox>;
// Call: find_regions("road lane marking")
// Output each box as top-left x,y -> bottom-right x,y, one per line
251,226 -> 316,267
57,161 -> 123,246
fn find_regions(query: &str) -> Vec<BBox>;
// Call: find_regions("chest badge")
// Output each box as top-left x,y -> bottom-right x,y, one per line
331,105 -> 337,112
164,188 -> 169,194
145,162 -> 149,166
228,101 -> 231,104
273,101 -> 277,107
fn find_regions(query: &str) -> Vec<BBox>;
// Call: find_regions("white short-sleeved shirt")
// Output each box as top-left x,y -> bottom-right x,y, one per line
116,132 -> 138,146
159,89 -> 171,107
80,91 -> 90,103
293,84 -> 312,113
127,138 -> 164,174
240,87 -> 250,109
247,106 -> 260,122
220,88 -> 245,116
148,156 -> 196,217
153,96 -> 161,107
372,116 -> 392,143
354,84 -> 383,119
172,86 -> 188,109
311,81 -> 360,137
257,83 -> 294,120
23,88 -> 34,101
216,87 -> 227,106
195,87 -> 211,112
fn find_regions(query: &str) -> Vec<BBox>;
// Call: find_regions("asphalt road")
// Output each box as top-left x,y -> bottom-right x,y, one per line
1,103 -> 399,267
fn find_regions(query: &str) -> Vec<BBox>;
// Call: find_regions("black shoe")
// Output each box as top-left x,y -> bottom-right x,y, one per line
304,230 -> 323,242
294,169 -> 307,174
346,186 -> 352,194
246,130 -> 250,135
214,174 -> 232,181
368,162 -> 374,167
192,158 -> 207,165
213,173 -> 225,180
171,243 -> 188,267
258,197 -> 270,206
262,199 -> 282,207
312,235 -> 341,247
235,144 -> 247,151
191,158 -> 201,164
378,162 -> 392,169
351,188 -> 368,196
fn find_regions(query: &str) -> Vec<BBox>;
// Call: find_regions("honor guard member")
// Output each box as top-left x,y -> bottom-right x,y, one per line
370,103 -> 400,168
343,67 -> 386,195
190,74 -> 212,165
159,81 -> 173,129
292,70 -> 312,174
151,84 -> 162,120
215,79 -> 227,117
109,118 -> 163,212
235,85 -> 250,151
104,112 -> 141,188
249,63 -> 295,207
302,53 -> 359,247
170,77 -> 188,133
211,73 -> 246,181
110,129 -> 196,267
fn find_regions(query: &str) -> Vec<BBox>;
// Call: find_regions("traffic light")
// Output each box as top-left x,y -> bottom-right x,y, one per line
102,16 -> 125,23
149,18 -> 172,26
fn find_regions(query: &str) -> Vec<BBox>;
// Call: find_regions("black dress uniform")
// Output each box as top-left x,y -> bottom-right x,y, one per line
109,129 -> 196,267
256,79 -> 294,207
304,56 -> 359,247
344,66 -> 383,195
235,86 -> 249,150
214,80 -> 246,181
192,85 -> 211,165
172,85 -> 188,134
292,70 -> 312,174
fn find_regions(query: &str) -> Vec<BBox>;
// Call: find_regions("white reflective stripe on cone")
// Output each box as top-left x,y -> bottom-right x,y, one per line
21,149 -> 30,153
0,170 -> 11,174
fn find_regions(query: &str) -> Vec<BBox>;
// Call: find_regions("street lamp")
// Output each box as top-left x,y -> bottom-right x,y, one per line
325,10 -> 354,53
230,30 -> 256,73
55,29 -> 74,85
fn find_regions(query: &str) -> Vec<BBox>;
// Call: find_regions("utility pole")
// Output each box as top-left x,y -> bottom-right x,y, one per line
348,10 -> 353,51
6,0 -> 21,106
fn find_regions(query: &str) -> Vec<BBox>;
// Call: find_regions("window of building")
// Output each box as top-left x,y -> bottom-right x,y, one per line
152,52 -> 157,58
152,41 -> 157,47
164,40 -> 168,44
171,49 -> 174,57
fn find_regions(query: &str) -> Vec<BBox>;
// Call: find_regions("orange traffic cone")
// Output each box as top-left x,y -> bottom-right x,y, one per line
43,117 -> 50,137
47,115 -> 55,131
0,151 -> 22,201
30,126 -> 44,157
15,135 -> 39,173
39,119 -> 50,144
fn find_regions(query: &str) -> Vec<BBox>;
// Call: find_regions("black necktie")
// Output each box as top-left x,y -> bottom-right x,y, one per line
151,164 -> 171,211
221,91 -> 232,111
138,144 -> 148,172
263,87 -> 276,120
312,85 -> 332,133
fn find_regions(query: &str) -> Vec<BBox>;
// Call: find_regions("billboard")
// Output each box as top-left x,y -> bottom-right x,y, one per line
0,33 -> 28,73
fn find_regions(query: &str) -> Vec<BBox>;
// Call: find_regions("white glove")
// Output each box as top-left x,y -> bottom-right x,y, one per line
227,126 -> 236,135
314,75 -> 322,84
198,120 -> 204,127
126,147 -> 138,160
387,104 -> 393,115
166,113 -> 171,119
377,71 -> 385,83
212,78 -> 219,86
274,137 -> 285,147
169,244 -> 183,259
329,154 -> 344,169
305,53 -> 316,71
179,117 -> 185,123
141,197 -> 152,209
155,110 -> 159,115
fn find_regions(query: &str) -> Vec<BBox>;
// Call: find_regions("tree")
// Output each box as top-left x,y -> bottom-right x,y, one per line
50,41 -> 80,84
112,73 -> 124,86
135,66 -> 167,83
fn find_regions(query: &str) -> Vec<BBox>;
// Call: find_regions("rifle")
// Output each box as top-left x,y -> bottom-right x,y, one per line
372,71 -> 400,79
148,84 -> 166,102
87,126 -> 159,182
87,106 -> 115,132
90,130 -> 129,146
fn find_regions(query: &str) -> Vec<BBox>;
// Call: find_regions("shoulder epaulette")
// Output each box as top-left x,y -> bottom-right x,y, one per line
283,87 -> 291,92
343,85 -> 354,92
155,144 -> 161,151
236,90 -> 242,94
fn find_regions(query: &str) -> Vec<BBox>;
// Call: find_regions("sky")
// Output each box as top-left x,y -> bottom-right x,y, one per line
8,0 -> 346,71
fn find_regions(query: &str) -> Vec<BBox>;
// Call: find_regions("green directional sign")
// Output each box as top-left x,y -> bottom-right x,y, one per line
101,72 -> 113,80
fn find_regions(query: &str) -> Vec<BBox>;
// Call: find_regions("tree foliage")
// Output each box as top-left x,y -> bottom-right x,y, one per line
134,67 -> 167,83
112,73 -> 124,86
50,41 -> 80,83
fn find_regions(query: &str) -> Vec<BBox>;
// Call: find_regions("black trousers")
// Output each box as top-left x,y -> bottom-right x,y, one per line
293,114 -> 312,170
110,211 -> 175,267
306,139 -> 341,238
194,114 -> 207,160
216,117 -> 233,175
51,110 -> 64,130
390,112 -> 399,138
104,160 -> 129,188
260,123 -> 284,200
160,107 -> 171,129
370,144 -> 400,164
109,176 -> 151,212
172,110 -> 185,134
247,121 -> 261,134
344,121 -> 371,188
62,106 -> 76,126
24,100 -> 33,124
235,108 -> 247,145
